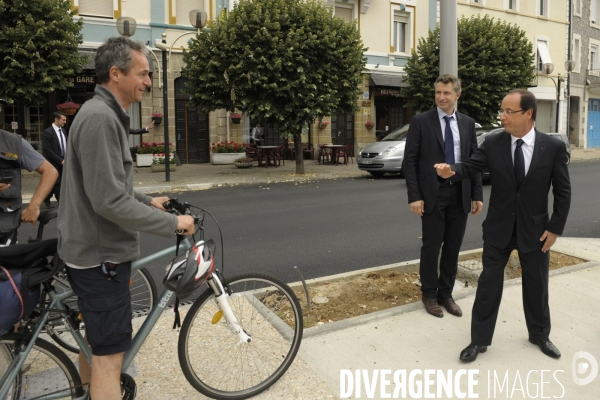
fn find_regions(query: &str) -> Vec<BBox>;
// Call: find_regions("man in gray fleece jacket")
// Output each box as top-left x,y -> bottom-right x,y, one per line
57,36 -> 193,399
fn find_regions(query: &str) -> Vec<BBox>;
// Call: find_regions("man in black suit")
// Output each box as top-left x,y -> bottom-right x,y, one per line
402,74 -> 483,318
403,74 -> 484,318
435,89 -> 571,361
42,111 -> 67,207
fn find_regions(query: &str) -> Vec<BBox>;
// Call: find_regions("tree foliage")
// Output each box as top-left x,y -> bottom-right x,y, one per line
183,0 -> 367,172
0,0 -> 87,105
403,15 -> 535,125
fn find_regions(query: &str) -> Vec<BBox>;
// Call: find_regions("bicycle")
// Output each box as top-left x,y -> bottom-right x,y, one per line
1,199 -> 303,399
30,208 -> 158,354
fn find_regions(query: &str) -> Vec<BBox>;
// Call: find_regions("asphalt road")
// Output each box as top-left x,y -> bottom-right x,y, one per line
18,161 -> 599,287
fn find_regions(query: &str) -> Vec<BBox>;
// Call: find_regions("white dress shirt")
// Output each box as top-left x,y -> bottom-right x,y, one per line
52,123 -> 67,156
510,127 -> 535,176
437,108 -> 462,163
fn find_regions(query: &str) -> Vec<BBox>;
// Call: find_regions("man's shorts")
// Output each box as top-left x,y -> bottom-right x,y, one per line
66,262 -> 132,356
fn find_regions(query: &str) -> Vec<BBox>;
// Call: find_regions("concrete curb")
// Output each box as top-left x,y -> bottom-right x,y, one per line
301,260 -> 600,339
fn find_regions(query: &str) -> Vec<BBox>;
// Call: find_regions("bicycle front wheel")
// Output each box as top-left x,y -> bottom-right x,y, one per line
178,273 -> 303,400
0,334 -> 83,399
47,266 -> 158,353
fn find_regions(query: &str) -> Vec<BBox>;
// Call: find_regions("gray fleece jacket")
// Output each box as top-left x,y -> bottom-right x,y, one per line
57,85 -> 178,267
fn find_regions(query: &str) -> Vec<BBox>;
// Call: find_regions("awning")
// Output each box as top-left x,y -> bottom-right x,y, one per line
79,48 -> 154,72
369,74 -> 409,88
536,41 -> 552,66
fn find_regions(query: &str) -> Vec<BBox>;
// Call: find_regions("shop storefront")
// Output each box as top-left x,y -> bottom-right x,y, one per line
369,74 -> 413,140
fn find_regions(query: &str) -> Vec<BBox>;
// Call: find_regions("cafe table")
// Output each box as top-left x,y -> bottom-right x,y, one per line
257,146 -> 279,167
320,144 -> 345,165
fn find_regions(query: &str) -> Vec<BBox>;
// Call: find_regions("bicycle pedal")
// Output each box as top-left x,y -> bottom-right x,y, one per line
120,372 -> 137,400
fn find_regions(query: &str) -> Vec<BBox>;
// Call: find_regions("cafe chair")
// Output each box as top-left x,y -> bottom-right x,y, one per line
274,145 -> 286,166
288,142 -> 296,161
245,145 -> 259,162
318,144 -> 331,165
302,143 -> 314,160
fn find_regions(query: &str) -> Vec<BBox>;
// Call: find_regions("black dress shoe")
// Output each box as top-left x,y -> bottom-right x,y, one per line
422,298 -> 444,318
459,344 -> 487,362
437,296 -> 463,317
529,338 -> 561,358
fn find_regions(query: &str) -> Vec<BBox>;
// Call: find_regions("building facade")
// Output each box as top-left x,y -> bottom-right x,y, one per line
570,0 -> 600,148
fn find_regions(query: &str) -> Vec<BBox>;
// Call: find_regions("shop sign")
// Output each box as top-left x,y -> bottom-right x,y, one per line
67,75 -> 99,85
374,88 -> 403,97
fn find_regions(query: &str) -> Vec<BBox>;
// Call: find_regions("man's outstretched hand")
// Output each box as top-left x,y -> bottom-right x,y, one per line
434,163 -> 455,179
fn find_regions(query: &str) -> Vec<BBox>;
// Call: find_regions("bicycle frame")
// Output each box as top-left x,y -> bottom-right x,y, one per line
0,237 -> 193,400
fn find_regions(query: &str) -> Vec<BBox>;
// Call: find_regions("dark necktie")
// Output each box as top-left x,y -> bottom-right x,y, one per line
59,128 -> 66,157
443,115 -> 455,165
514,139 -> 525,187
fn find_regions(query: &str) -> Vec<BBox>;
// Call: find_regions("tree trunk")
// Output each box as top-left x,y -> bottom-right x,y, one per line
294,134 -> 305,174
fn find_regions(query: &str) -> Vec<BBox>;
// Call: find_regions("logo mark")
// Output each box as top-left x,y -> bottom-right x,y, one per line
572,351 -> 598,385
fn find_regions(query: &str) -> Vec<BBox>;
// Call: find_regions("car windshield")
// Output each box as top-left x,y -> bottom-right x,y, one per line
381,125 -> 409,141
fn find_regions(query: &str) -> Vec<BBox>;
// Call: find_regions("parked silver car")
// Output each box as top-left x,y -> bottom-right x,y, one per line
357,125 -> 409,178
547,133 -> 572,164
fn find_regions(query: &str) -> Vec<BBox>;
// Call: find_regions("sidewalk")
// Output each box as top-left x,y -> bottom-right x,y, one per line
28,148 -> 600,398
126,238 -> 600,399
20,146 -> 600,200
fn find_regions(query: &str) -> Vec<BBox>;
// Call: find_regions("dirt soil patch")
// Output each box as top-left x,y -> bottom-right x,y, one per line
297,251 -> 586,329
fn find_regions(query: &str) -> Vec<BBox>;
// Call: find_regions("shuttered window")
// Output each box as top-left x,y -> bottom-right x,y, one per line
78,0 -> 113,18
176,0 -> 205,26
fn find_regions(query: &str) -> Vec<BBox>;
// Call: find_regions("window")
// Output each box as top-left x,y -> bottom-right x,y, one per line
393,12 -> 409,53
573,34 -> 581,73
505,0 -> 518,11
537,0 -> 548,17
77,0 -> 113,18
471,0 -> 483,4
335,5 -> 354,23
26,106 -> 44,144
176,0 -> 207,25
591,0 -> 600,25
1,105 -> 17,132
590,41 -> 600,75
574,0 -> 581,17
536,40 -> 552,72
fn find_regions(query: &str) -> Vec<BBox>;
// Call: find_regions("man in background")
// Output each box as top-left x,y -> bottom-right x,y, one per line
42,111 -> 68,207
403,74 -> 483,319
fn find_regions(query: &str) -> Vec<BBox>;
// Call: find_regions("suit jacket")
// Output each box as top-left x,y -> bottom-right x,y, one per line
450,129 -> 571,253
403,108 -> 483,214
42,126 -> 65,173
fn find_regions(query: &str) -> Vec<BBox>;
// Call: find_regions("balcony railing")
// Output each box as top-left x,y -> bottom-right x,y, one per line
587,69 -> 600,85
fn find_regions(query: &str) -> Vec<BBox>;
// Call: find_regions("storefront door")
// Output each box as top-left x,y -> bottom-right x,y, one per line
331,111 -> 354,145
175,100 -> 209,163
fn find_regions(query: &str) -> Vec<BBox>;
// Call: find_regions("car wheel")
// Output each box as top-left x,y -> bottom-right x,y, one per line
369,171 -> 385,178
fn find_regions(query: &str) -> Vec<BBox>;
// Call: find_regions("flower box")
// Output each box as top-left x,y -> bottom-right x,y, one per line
151,163 -> 176,172
211,153 -> 246,165
136,153 -> 174,167
151,117 -> 162,125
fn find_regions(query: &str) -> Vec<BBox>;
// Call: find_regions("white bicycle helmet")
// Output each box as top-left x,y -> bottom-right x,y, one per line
163,239 -> 216,299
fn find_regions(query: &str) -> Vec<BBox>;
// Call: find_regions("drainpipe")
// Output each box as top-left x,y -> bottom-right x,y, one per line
227,111 -> 231,142
566,0 -> 573,139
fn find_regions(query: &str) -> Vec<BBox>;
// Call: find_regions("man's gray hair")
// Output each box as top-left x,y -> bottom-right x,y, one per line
95,36 -> 147,84
434,74 -> 462,94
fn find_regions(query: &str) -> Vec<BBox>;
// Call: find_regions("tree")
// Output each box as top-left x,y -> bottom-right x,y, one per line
403,15 -> 535,125
0,0 -> 86,114
183,0 -> 367,173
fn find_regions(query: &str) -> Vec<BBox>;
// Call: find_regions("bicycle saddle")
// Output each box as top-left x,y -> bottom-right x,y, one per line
0,238 -> 58,269
38,209 -> 58,225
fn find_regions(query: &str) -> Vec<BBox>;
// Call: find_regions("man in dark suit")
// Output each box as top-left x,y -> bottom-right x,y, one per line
435,89 -> 571,361
42,111 -> 67,207
403,74 -> 484,318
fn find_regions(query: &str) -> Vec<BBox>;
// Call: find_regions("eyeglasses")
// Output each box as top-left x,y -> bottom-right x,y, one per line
498,109 -> 525,116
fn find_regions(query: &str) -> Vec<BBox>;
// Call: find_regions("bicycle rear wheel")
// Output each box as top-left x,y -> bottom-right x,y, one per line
0,334 -> 83,399
46,267 -> 158,353
178,273 -> 303,400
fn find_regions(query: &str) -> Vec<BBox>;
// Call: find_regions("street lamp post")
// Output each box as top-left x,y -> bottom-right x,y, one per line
154,10 -> 207,181
118,10 -> 205,181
